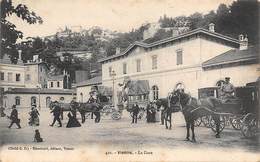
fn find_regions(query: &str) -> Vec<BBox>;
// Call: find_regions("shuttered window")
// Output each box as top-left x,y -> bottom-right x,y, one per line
176,50 -> 183,65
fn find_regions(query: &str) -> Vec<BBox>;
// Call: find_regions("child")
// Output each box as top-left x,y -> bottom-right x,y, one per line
34,129 -> 43,142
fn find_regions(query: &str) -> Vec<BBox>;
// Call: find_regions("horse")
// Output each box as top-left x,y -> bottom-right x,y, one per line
169,90 -> 222,142
155,96 -> 179,129
72,102 -> 102,123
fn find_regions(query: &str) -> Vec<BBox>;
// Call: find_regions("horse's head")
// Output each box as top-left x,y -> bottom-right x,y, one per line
171,89 -> 190,107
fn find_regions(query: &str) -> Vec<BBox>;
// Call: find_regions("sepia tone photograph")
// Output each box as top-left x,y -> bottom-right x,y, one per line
0,0 -> 259,162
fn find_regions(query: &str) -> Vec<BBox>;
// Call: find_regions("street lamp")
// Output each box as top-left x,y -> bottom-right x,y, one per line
110,70 -> 116,107
37,86 -> 41,111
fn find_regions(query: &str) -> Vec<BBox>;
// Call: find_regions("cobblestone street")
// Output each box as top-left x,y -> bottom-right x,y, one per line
0,108 -> 259,162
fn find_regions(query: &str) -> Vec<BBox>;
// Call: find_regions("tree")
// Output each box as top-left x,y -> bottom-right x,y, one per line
1,0 -> 42,62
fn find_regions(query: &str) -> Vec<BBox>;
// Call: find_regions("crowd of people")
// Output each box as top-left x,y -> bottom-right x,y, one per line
1,77 -> 236,142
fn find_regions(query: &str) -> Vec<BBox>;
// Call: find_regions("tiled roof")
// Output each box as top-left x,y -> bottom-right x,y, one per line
48,75 -> 64,81
98,28 -> 240,63
76,76 -> 102,87
202,46 -> 259,68
4,88 -> 76,95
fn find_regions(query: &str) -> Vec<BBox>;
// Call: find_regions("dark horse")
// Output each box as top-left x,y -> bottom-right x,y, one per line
169,90 -> 222,142
155,97 -> 180,130
73,102 -> 102,123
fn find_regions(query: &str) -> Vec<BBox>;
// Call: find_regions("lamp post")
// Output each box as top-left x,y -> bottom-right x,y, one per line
110,70 -> 116,107
37,86 -> 41,110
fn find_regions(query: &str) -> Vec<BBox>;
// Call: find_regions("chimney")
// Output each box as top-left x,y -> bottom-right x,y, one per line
239,34 -> 248,50
209,23 -> 215,32
17,49 -> 23,64
116,47 -> 121,55
18,50 -> 22,60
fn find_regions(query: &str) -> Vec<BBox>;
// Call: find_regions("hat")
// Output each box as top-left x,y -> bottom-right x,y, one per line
12,105 -> 16,108
225,77 -> 230,80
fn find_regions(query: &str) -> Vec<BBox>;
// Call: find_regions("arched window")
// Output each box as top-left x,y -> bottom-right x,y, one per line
15,96 -> 21,105
31,96 -> 37,106
175,82 -> 185,91
46,96 -> 51,108
80,93 -> 83,102
152,85 -> 159,100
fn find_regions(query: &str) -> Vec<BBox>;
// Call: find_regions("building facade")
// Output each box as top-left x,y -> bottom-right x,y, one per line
3,88 -> 75,109
99,25 -> 259,107
47,75 -> 64,89
76,76 -> 102,102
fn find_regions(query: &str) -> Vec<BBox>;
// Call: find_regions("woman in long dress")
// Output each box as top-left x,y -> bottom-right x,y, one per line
66,112 -> 81,128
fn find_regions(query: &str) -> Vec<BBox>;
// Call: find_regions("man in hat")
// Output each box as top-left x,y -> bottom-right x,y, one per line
220,77 -> 235,101
8,105 -> 21,129
132,102 -> 139,124
50,101 -> 62,127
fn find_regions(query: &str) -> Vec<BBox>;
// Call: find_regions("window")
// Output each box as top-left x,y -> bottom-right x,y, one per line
15,96 -> 21,105
16,74 -> 21,82
26,74 -> 30,81
152,85 -> 159,100
50,82 -> 53,87
136,59 -> 141,72
109,66 -> 112,76
8,72 -> 12,82
175,83 -> 185,91
40,66 -> 42,72
176,50 -> 183,65
0,72 -> 4,80
39,76 -> 42,82
46,97 -> 51,108
123,63 -> 127,74
60,97 -> 64,101
152,55 -> 157,69
57,81 -> 60,87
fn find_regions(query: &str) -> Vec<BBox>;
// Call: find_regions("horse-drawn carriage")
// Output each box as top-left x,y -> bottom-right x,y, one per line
196,81 -> 259,138
117,80 -> 150,120
49,85 -> 121,122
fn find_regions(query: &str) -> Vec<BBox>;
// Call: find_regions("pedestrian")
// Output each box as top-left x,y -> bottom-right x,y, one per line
0,106 -> 6,117
150,103 -> 156,123
220,77 -> 235,102
49,101 -> 62,127
8,105 -> 21,129
28,105 -> 40,126
132,102 -> 139,124
70,98 -> 77,118
160,105 -> 165,125
66,112 -> 81,128
146,102 -> 152,123
34,129 -> 43,142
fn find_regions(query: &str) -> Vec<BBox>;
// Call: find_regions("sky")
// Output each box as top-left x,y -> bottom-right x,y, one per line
8,0 -> 234,39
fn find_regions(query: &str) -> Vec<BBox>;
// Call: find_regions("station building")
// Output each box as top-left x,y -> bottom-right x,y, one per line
98,24 -> 259,107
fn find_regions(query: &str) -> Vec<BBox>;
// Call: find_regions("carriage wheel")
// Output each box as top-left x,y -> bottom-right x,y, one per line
209,115 -> 225,133
194,117 -> 202,127
201,116 -> 211,128
241,113 -> 257,138
111,111 -> 121,120
230,117 -> 241,130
